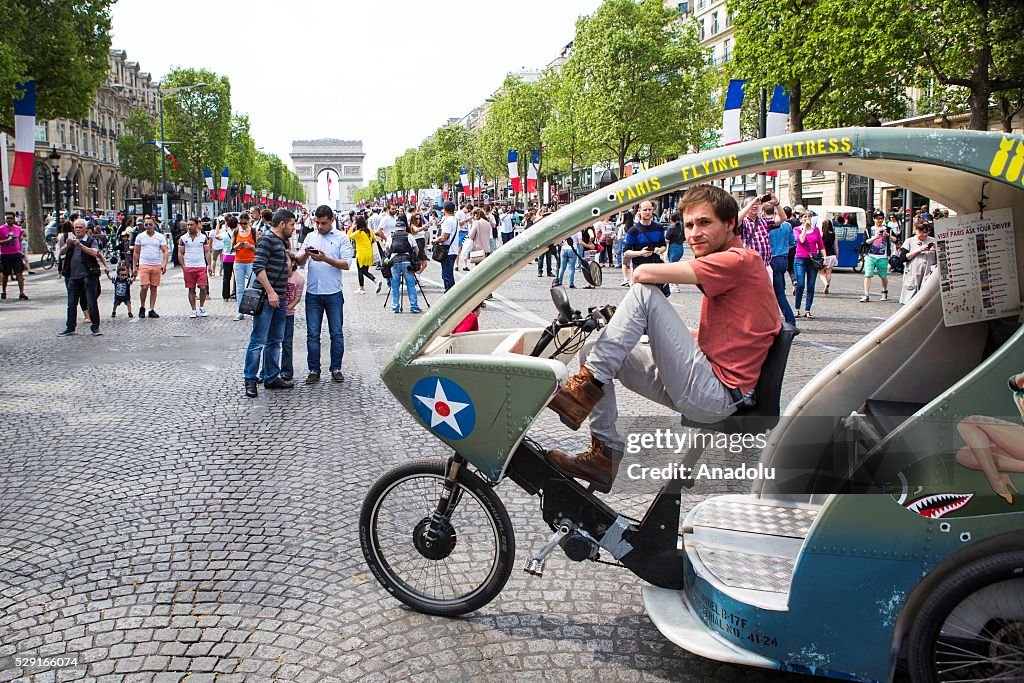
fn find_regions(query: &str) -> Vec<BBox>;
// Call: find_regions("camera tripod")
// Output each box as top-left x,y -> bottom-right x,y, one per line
381,263 -> 431,312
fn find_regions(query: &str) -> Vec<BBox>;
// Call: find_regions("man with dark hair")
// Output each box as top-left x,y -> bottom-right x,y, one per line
294,205 -> 353,383
243,209 -> 296,397
59,219 -> 110,336
546,185 -> 782,492
432,201 -> 459,292
0,211 -> 27,300
177,217 -> 213,318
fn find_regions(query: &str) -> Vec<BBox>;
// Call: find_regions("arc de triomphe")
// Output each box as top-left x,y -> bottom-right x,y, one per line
290,139 -> 364,211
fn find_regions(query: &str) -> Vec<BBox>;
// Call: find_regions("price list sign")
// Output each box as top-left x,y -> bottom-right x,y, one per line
934,208 -> 1020,326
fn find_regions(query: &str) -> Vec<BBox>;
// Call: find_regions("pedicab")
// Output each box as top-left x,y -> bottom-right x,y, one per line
359,127 -> 1024,683
819,204 -> 868,271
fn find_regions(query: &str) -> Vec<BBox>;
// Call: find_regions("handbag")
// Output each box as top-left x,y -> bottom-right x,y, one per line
809,254 -> 825,270
469,249 -> 486,265
238,272 -> 266,316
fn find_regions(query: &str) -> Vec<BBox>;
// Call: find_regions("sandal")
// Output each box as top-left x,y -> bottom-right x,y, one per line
804,311 -> 814,319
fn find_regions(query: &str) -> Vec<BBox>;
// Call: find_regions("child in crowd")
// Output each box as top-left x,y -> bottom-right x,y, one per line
453,301 -> 485,334
110,264 -> 133,318
281,254 -> 305,381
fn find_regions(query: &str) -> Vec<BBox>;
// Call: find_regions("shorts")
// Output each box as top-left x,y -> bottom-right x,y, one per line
824,254 -> 838,268
864,254 -> 889,278
1,253 -> 24,276
138,264 -> 162,286
183,267 -> 208,289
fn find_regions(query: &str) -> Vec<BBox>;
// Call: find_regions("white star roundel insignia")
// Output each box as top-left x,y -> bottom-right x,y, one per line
411,377 -> 477,440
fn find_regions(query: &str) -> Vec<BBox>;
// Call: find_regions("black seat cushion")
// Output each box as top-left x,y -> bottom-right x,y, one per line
862,399 -> 926,438
680,322 -> 800,434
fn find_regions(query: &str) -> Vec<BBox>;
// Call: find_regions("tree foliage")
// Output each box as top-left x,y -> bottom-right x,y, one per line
564,0 -> 710,174
116,108 -> 159,184
161,68 -> 232,188
0,0 -> 115,129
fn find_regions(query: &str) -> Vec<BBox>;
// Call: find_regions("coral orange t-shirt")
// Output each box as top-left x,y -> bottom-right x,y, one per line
689,239 -> 781,394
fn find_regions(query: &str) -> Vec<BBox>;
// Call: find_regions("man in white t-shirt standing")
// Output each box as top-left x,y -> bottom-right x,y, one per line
177,217 -> 213,318
375,206 -> 397,243
132,216 -> 168,319
432,201 -> 460,292
499,209 -> 515,245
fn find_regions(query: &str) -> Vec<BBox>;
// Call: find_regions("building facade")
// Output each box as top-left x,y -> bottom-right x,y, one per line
4,49 -> 159,217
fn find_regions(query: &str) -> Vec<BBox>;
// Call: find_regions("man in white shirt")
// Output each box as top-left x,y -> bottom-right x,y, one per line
294,205 -> 354,383
375,206 -> 397,243
132,216 -> 168,318
177,217 -> 213,318
499,209 -> 516,245
432,201 -> 460,292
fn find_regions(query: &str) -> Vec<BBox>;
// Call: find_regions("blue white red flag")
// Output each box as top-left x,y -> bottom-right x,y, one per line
526,151 -> 540,194
508,151 -> 521,193
722,79 -> 747,146
10,82 -> 36,187
218,167 -> 229,201
203,168 -> 214,196
459,166 -> 470,197
244,184 -> 252,203
766,85 -> 790,138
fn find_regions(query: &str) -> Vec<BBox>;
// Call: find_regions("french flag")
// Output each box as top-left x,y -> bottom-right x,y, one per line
526,150 -> 539,194
722,79 -> 747,146
765,85 -> 790,177
244,184 -> 252,203
508,151 -> 521,193
10,82 -> 36,188
409,189 -> 416,204
218,167 -> 229,201
203,168 -> 215,197
459,166 -> 470,197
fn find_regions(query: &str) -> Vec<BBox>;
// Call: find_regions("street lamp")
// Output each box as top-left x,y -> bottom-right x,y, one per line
47,147 -> 61,214
112,81 -> 207,226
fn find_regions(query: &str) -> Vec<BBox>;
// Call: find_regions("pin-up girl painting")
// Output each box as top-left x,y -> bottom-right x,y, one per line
955,373 -> 1024,504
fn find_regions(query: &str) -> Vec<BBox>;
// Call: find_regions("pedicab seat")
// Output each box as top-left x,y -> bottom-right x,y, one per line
679,323 -> 800,434
861,399 -> 927,439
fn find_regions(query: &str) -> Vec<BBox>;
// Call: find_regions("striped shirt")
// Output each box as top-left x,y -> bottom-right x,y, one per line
252,231 -> 290,298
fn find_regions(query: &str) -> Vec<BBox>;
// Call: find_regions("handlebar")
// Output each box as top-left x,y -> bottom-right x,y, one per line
529,304 -> 615,358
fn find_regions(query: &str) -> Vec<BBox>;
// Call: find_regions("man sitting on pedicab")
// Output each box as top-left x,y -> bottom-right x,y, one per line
547,184 -> 782,492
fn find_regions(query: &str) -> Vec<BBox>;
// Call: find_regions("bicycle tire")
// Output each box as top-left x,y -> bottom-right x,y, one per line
906,549 -> 1024,683
360,459 -> 515,616
41,251 -> 55,270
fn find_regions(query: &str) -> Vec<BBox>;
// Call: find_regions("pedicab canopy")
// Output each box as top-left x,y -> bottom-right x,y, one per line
382,127 -> 1024,481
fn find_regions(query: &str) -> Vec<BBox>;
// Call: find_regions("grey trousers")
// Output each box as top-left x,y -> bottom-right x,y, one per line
582,283 -> 736,450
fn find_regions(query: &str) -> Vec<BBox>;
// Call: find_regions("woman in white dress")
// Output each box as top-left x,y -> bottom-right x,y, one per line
899,219 -> 937,305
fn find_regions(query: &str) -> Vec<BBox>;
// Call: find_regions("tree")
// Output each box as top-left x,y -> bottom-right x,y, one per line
730,0 -> 911,201
911,0 -> 1024,131
1,0 -> 115,251
116,109 -> 159,186
161,68 -> 232,210
226,114 -> 259,203
564,0 -> 711,176
542,69 -> 596,178
430,125 -> 474,190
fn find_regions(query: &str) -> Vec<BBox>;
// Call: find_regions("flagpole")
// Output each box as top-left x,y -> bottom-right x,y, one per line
0,133 -> 12,211
757,87 -> 767,196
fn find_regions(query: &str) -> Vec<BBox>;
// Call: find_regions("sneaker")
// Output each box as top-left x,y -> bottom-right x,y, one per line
91,329 -> 103,336
804,311 -> 814,319
111,310 -> 117,318
244,380 -> 258,398
545,435 -> 623,494
190,309 -> 199,318
148,310 -> 159,318
265,377 -> 295,390
356,289 -> 366,294
331,370 -> 344,382
880,290 -> 889,301
0,292 -> 5,299
620,281 -> 630,287
128,310 -> 134,319
18,293 -> 28,300
376,282 -> 383,294
462,267 -> 470,272
859,294 -> 870,303
305,372 -> 320,384
547,366 -> 604,431
198,307 -> 208,317
410,308 -> 422,314
57,328 -> 76,336
233,313 -> 244,321
392,308 -> 401,313
569,284 -> 576,289
139,306 -> 145,318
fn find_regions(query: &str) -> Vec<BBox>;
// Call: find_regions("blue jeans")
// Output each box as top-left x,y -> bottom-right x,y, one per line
668,243 -> 685,263
771,256 -> 796,324
793,257 -> 818,312
234,262 -> 253,312
305,290 -> 345,373
391,260 -> 419,311
441,254 -> 456,291
244,301 -> 287,382
616,239 -> 626,267
282,314 -> 294,379
558,246 -> 577,286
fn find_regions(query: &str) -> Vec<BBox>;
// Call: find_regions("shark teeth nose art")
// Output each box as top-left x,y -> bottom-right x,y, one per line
905,493 -> 974,519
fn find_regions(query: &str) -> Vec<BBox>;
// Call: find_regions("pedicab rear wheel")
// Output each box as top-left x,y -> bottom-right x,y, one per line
907,550 -> 1024,683
359,459 -> 515,616
853,253 -> 865,273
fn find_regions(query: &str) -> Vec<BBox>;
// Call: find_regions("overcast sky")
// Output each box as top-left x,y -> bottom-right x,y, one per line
111,0 -> 602,185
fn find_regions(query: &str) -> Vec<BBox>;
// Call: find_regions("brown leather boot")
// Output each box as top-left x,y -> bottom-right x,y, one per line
547,366 -> 604,430
545,435 -> 622,493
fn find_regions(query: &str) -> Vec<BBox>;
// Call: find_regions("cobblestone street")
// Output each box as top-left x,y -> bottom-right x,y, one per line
0,259 -> 903,682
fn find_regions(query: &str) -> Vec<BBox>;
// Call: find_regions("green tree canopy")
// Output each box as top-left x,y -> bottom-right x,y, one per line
161,68 -> 232,189
115,108 -> 159,185
0,0 -> 114,128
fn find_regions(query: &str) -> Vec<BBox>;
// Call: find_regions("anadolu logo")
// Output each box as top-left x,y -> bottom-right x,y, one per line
411,377 -> 476,440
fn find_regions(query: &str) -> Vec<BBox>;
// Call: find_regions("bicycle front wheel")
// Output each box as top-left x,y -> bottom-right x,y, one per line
41,251 -> 55,270
360,459 -> 515,616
